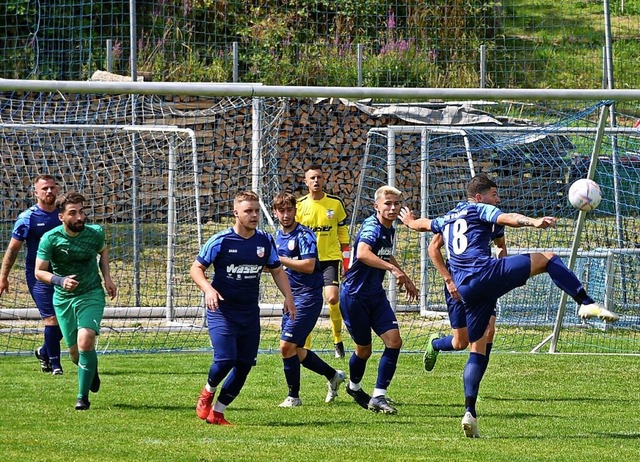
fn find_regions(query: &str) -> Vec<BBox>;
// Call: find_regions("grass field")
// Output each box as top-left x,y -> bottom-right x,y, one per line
1,352 -> 639,461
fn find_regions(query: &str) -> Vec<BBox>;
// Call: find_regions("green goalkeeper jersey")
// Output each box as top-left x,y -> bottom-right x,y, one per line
37,224 -> 106,297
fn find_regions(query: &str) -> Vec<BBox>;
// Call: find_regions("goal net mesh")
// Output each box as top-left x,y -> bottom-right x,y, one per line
1,91 -> 639,355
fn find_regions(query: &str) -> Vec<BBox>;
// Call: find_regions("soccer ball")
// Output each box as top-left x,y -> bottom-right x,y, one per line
568,178 -> 602,211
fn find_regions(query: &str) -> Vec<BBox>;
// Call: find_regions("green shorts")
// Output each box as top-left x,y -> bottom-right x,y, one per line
53,287 -> 106,348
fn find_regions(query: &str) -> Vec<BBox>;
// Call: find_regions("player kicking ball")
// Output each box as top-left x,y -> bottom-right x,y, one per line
400,173 -> 619,437
272,192 -> 346,408
340,186 -> 418,415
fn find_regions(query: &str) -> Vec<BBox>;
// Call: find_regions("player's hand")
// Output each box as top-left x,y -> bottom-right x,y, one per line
398,207 -> 416,226
0,278 -> 9,296
61,275 -> 80,291
104,279 -> 117,299
534,217 -> 557,229
402,278 -> 419,302
446,279 -> 461,301
283,296 -> 296,320
204,288 -> 224,311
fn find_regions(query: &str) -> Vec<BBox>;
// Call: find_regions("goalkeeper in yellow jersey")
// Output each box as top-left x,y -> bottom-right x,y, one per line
296,164 -> 350,359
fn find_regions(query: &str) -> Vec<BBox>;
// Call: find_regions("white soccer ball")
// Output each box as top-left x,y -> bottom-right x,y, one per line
568,178 -> 602,211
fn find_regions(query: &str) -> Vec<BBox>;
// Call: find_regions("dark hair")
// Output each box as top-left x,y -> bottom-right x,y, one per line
55,191 -> 85,212
304,163 -> 323,173
467,174 -> 497,197
272,191 -> 297,210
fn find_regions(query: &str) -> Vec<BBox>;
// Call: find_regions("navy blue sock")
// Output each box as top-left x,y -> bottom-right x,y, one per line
546,255 -> 594,305
348,351 -> 368,385
463,352 -> 488,418
218,364 -> 252,406
207,360 -> 234,388
432,335 -> 455,352
375,347 -> 400,390
481,343 -> 493,375
282,355 -> 301,398
301,349 -> 335,380
44,325 -> 63,370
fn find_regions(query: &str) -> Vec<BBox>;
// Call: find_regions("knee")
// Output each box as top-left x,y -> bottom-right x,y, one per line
326,294 -> 339,305
385,336 -> 402,350
279,341 -> 297,358
355,344 -> 372,360
452,339 -> 469,350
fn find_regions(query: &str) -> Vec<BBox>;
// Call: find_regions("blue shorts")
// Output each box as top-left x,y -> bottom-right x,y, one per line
281,295 -> 322,346
339,289 -> 398,346
26,273 -> 55,319
464,300 -> 498,343
445,285 -> 496,331
458,254 -> 531,304
455,255 -> 529,343
207,309 -> 260,366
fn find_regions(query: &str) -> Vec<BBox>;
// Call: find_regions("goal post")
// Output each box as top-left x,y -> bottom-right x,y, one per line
0,83 -> 639,356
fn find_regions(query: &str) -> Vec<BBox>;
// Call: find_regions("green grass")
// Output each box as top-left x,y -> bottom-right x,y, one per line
2,352 -> 639,461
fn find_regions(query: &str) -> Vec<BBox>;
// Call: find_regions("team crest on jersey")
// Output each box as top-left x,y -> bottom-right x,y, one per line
256,246 -> 265,258
326,209 -> 335,219
288,239 -> 296,251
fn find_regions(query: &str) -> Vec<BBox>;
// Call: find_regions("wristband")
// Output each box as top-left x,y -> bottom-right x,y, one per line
51,275 -> 66,287
342,247 -> 351,272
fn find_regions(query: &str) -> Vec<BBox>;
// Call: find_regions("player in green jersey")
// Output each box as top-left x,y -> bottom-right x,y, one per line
35,191 -> 117,410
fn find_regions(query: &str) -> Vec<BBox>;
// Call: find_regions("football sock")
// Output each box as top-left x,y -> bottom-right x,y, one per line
44,325 -> 63,369
329,303 -> 343,344
481,343 -> 493,375
432,335 -> 455,352
218,364 -> 252,406
375,347 -> 400,390
348,352 -> 367,385
208,360 -> 234,388
546,255 -> 594,304
213,401 -> 228,414
282,355 -> 301,398
463,352 -> 488,418
204,383 -> 216,394
77,349 -> 97,398
372,388 -> 387,398
301,349 -> 335,380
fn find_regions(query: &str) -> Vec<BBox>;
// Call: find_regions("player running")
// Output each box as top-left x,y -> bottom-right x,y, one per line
191,191 -> 296,425
35,191 -> 117,410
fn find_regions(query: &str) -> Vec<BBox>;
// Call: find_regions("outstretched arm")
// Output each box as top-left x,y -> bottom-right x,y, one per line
496,213 -> 556,229
398,207 -> 432,232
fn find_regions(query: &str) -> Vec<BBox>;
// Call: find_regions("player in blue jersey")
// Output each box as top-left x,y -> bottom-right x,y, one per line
422,232 -> 503,371
272,192 -> 346,407
340,186 -> 418,415
0,174 -> 64,375
191,191 -> 296,425
399,173 -> 619,437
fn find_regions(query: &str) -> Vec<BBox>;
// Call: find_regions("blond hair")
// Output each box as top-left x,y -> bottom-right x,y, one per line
374,186 -> 402,201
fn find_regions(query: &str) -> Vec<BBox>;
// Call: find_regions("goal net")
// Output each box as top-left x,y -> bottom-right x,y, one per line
0,88 -> 639,355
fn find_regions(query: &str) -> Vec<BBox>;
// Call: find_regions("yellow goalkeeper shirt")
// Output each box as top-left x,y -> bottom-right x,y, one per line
296,193 -> 349,262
